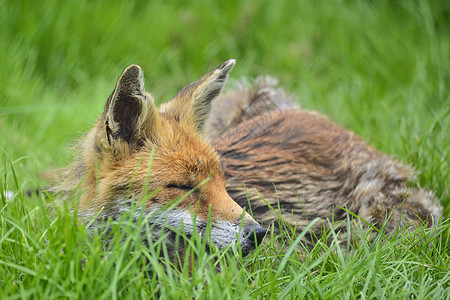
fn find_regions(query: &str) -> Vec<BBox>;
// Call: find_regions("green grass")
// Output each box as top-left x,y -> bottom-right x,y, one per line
1,0 -> 449,298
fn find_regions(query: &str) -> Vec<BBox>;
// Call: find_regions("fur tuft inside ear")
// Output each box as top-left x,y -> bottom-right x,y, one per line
104,65 -> 148,142
95,64 -> 164,157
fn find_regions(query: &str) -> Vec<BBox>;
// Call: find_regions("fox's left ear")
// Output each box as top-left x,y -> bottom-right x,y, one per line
162,59 -> 235,133
101,65 -> 162,151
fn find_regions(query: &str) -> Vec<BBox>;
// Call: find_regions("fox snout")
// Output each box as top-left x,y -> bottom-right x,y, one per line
207,210 -> 266,256
235,221 -> 266,256
244,222 -> 266,248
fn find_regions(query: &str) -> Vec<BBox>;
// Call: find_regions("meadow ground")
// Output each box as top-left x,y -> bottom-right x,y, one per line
1,0 -> 449,298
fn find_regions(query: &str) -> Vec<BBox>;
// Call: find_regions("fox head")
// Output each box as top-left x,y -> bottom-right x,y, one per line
72,60 -> 265,255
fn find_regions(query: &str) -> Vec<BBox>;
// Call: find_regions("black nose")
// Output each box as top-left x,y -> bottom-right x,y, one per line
245,223 -> 267,246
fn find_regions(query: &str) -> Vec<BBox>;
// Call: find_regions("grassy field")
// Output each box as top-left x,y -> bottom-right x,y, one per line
1,0 -> 449,298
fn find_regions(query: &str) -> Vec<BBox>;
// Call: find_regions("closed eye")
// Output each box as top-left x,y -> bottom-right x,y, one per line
166,184 -> 196,192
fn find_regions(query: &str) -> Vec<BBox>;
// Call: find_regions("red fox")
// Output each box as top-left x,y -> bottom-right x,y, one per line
51,60 -> 265,256
208,77 -> 442,244
51,60 -> 442,255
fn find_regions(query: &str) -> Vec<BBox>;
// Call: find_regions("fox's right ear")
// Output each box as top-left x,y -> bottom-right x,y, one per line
161,59 -> 235,133
102,65 -> 160,148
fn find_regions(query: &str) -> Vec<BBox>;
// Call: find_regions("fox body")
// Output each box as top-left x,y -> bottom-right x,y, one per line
53,60 -> 442,255
53,60 -> 265,256
208,78 -> 442,243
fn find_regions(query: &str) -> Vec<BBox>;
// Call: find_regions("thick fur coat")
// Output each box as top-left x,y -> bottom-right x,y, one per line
208,77 -> 442,244
52,61 -> 442,253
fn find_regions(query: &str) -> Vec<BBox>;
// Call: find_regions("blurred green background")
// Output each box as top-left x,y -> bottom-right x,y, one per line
0,0 -> 448,214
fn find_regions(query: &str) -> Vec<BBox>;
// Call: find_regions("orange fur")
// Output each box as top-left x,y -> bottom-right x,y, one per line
52,60 -> 266,256
52,60 -> 442,255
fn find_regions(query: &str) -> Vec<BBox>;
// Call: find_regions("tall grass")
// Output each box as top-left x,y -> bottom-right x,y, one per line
1,165 -> 449,298
1,0 -> 449,298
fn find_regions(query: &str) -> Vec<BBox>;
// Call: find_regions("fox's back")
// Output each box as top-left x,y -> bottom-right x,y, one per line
210,82 -> 442,242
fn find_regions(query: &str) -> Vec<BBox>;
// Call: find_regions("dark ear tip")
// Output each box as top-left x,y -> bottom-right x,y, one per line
218,59 -> 236,72
122,64 -> 143,79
